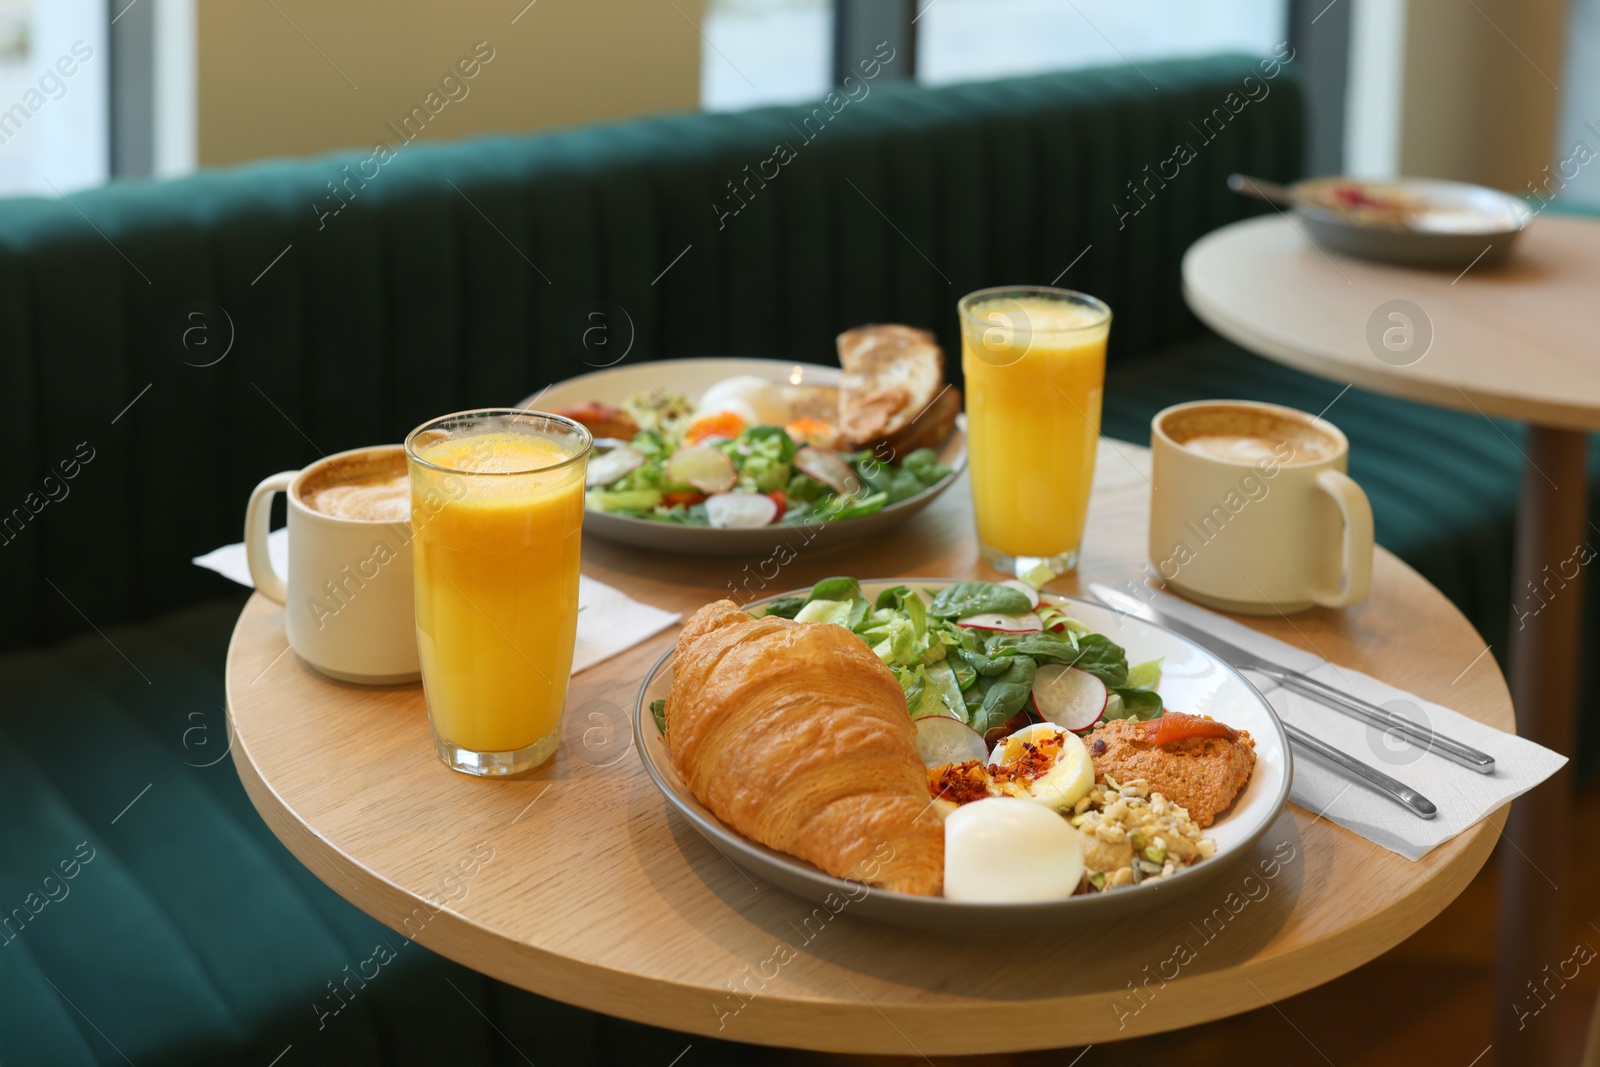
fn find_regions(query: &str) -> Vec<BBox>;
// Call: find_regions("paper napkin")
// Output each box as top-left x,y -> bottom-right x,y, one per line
1114,582 -> 1567,861
194,533 -> 679,674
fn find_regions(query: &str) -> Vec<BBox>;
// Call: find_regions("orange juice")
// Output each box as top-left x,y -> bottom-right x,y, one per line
408,422 -> 588,774
960,291 -> 1111,573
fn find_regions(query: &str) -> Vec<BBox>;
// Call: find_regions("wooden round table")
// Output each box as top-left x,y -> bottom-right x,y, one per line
1184,213 -> 1598,1066
226,448 -> 1511,1056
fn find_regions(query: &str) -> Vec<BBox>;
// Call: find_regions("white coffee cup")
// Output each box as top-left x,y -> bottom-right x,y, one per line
1147,400 -> 1374,615
244,445 -> 421,684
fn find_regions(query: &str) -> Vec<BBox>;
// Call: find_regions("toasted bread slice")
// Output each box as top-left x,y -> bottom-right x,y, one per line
776,384 -> 839,424
881,385 -> 959,458
835,325 -> 945,450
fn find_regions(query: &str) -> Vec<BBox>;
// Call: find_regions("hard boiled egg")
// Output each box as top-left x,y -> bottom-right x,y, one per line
988,722 -> 1094,811
943,797 -> 1085,903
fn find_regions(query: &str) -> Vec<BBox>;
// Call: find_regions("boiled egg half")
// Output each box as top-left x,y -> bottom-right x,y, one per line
943,797 -> 1085,903
988,722 -> 1094,812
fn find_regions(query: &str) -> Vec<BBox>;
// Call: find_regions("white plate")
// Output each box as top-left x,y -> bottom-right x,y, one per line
522,359 -> 966,558
633,580 -> 1291,930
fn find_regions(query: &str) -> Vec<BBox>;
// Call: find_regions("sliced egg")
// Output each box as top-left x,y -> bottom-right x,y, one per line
943,797 -> 1085,903
988,722 -> 1093,811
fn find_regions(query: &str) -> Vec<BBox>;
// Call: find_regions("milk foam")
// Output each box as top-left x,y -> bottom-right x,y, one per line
1181,434 -> 1284,464
305,471 -> 410,522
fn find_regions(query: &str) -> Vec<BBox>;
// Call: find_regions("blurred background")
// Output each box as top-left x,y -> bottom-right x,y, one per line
11,0 -> 1600,208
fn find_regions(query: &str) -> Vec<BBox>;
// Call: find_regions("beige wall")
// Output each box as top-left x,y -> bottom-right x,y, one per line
1397,0 -> 1565,191
197,0 -> 702,167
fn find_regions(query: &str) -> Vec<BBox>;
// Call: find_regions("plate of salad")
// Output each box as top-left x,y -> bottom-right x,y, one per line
525,358 -> 965,557
634,573 -> 1290,929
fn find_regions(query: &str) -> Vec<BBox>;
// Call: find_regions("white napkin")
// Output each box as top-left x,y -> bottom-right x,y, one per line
193,534 -> 679,674
1111,581 -> 1567,861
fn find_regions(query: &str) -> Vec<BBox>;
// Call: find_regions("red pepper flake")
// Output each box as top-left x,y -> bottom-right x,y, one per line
928,760 -> 993,805
989,732 -> 1065,784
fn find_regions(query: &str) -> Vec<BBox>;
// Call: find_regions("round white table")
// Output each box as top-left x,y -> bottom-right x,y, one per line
1184,212 -> 1599,1067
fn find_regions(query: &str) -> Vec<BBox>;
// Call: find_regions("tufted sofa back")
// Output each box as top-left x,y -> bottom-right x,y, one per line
0,53 -> 1301,651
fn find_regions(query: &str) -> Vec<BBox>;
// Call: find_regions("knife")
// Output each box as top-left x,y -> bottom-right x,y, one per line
1281,721 -> 1437,819
1087,582 -> 1495,775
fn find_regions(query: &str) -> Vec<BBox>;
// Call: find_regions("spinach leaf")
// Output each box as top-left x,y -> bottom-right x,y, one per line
927,581 -> 1033,619
956,645 -> 1015,678
852,454 -> 896,495
886,469 -> 926,503
1106,688 -> 1164,721
903,448 -> 951,486
825,491 -> 890,521
874,585 -> 910,610
1065,632 -> 1129,687
963,656 -> 1036,736
808,576 -> 862,603
761,596 -> 806,619
650,698 -> 667,736
984,631 -> 1080,664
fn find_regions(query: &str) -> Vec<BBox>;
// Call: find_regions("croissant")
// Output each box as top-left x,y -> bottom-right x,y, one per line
664,600 -> 944,895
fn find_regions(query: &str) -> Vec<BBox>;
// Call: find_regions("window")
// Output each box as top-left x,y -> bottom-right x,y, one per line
916,0 -> 1288,87
0,0 -> 108,197
701,0 -> 833,112
1555,0 -> 1600,208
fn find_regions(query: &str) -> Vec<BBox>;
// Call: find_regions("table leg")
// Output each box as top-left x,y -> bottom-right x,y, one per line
1496,425 -> 1588,1067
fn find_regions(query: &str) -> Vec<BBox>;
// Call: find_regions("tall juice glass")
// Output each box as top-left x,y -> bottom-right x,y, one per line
959,286 -> 1112,576
404,410 -> 591,776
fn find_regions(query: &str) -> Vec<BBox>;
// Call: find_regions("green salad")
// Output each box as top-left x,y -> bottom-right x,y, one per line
585,423 -> 951,529
652,570 -> 1162,740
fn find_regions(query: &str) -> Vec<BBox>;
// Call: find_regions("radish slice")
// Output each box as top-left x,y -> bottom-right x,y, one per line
915,716 -> 989,768
956,612 -> 1043,633
704,492 -> 779,529
793,446 -> 861,495
585,446 -> 646,488
999,579 -> 1041,609
1031,664 -> 1108,733
666,444 -> 737,494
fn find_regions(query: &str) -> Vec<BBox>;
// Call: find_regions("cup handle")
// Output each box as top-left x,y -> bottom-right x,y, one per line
1310,469 -> 1374,608
244,471 -> 297,605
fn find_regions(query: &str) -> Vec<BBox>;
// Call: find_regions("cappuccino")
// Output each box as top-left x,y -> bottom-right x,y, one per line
299,451 -> 410,522
1165,406 -> 1336,467
1149,399 -> 1372,614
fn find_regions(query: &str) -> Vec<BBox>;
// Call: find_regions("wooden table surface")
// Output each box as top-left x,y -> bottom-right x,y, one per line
1184,213 -> 1600,431
226,445 -> 1512,1056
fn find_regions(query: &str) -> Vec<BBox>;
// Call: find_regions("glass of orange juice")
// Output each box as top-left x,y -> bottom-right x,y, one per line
959,286 -> 1112,577
404,409 -> 591,776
